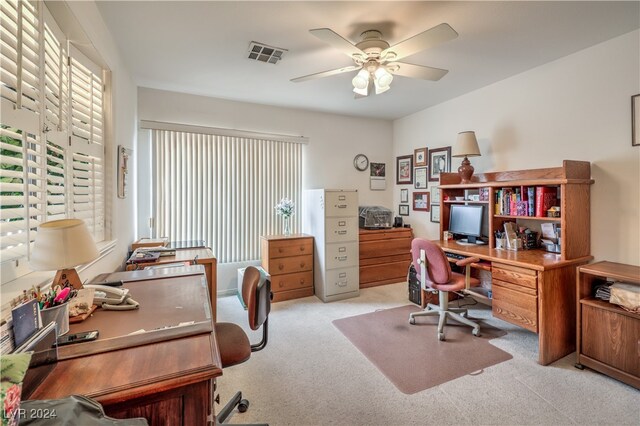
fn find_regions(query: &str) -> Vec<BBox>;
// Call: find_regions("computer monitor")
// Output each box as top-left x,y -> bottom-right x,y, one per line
449,204 -> 485,245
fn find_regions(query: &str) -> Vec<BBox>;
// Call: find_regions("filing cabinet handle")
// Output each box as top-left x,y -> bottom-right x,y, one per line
338,195 -> 346,200
338,247 -> 346,252
339,272 -> 347,278
336,204 -> 347,208
337,281 -> 348,287
337,230 -> 347,235
338,221 -> 346,226
336,256 -> 347,261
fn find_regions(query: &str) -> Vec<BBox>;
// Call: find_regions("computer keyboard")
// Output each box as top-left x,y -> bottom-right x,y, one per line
445,252 -> 466,260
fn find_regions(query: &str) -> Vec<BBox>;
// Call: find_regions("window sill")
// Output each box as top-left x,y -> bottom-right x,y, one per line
1,240 -> 117,317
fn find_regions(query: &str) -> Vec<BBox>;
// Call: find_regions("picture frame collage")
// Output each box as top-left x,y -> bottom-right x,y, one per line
396,146 -> 450,220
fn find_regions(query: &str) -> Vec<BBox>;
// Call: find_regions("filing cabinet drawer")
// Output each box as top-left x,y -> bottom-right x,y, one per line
324,267 -> 359,297
271,271 -> 313,293
326,217 -> 358,243
492,263 -> 537,291
325,191 -> 358,217
267,238 -> 313,258
268,254 -> 313,275
325,242 -> 358,269
492,281 -> 538,332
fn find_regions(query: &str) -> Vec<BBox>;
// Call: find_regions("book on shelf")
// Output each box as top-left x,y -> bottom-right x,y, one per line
535,186 -> 557,217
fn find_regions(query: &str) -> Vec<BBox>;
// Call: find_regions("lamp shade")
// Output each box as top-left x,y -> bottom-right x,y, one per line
30,219 -> 99,271
452,131 -> 481,157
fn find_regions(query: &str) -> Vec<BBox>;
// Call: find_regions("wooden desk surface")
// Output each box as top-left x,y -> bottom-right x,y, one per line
125,247 -> 218,320
435,240 -> 593,271
28,268 -> 222,424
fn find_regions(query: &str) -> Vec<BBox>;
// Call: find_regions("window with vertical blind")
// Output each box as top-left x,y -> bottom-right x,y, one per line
149,127 -> 303,264
0,0 -> 107,281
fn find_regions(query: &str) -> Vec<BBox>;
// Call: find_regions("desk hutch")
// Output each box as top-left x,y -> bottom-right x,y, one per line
435,160 -> 593,365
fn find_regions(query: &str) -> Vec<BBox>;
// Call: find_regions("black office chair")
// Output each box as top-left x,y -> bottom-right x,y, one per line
216,266 -> 271,424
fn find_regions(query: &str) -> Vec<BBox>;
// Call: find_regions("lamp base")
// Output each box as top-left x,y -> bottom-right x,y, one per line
52,268 -> 84,290
458,156 -> 475,184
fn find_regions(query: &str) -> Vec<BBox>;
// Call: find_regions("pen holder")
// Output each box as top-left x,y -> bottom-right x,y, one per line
40,302 -> 69,336
495,237 -> 507,250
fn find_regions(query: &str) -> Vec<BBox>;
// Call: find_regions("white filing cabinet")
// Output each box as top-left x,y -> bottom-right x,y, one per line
303,189 -> 359,302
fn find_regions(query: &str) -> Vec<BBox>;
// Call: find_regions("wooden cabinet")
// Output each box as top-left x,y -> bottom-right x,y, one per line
576,262 -> 640,389
359,228 -> 413,288
439,160 -> 592,261
261,234 -> 314,302
491,263 -> 538,332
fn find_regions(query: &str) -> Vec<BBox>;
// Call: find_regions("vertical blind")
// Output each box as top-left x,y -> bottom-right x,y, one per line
151,129 -> 302,263
0,0 -> 106,274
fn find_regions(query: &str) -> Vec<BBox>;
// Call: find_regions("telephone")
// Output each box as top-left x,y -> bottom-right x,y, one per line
84,285 -> 139,310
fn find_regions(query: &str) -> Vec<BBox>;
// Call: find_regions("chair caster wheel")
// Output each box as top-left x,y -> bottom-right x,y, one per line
409,318 -> 415,325
438,333 -> 445,341
472,328 -> 481,337
238,399 -> 249,413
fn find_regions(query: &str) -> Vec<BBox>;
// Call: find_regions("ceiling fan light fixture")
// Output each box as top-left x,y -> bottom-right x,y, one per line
374,82 -> 390,95
352,69 -> 370,90
374,66 -> 393,88
353,84 -> 368,96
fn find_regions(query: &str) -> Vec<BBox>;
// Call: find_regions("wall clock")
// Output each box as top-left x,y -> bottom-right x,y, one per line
353,154 -> 369,171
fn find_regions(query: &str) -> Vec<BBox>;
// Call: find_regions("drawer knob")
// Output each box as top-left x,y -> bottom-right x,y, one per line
278,263 -> 284,270
278,281 -> 284,288
299,246 -> 305,251
299,279 -> 305,285
278,248 -> 284,253
300,262 -> 305,268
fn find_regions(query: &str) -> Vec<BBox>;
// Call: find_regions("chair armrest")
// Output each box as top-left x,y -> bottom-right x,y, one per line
455,256 -> 480,267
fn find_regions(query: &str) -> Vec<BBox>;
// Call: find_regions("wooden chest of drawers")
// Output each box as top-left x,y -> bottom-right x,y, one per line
491,263 -> 538,332
261,234 -> 314,302
359,228 -> 413,288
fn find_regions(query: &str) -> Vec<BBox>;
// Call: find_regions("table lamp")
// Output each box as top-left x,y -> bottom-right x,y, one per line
30,219 -> 99,290
452,131 -> 481,183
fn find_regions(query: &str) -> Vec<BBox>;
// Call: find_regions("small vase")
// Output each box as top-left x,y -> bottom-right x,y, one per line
283,217 -> 291,237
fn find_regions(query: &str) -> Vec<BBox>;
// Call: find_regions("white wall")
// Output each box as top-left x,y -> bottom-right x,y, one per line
137,88 -> 394,293
394,30 -> 640,266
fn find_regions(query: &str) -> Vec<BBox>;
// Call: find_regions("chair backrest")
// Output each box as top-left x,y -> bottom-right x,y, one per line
241,266 -> 271,331
411,238 -> 451,285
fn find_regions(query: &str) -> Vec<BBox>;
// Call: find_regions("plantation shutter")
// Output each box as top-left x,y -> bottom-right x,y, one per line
0,0 -> 40,114
69,47 -> 104,240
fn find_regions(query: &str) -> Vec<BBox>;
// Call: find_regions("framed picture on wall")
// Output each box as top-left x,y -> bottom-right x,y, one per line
633,94 -> 639,147
414,147 -> 428,167
396,155 -> 413,184
430,204 -> 440,223
400,188 -> 409,203
399,204 -> 409,216
428,147 -> 451,182
414,167 -> 428,189
430,185 -> 440,204
413,192 -> 430,211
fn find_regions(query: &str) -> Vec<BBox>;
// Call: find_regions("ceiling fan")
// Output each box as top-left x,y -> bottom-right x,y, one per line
291,23 -> 458,98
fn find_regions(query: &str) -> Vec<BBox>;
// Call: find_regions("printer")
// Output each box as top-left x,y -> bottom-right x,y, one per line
358,206 -> 393,229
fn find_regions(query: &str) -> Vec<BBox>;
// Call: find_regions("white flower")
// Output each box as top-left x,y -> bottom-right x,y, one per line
275,197 -> 295,218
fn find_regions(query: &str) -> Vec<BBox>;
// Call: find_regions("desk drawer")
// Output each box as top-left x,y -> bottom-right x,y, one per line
271,271 -> 313,293
492,263 -> 537,291
268,238 -> 313,258
268,254 -> 313,275
492,281 -> 538,332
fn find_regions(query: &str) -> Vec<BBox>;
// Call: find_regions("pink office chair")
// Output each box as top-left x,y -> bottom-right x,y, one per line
408,238 -> 482,341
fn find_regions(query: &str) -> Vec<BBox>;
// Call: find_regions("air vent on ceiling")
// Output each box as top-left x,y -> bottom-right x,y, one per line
248,41 -> 287,64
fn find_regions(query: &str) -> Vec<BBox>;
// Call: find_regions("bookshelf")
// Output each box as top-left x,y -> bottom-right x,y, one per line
439,160 -> 593,261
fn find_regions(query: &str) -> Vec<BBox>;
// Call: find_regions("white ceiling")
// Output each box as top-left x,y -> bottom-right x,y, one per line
95,1 -> 639,120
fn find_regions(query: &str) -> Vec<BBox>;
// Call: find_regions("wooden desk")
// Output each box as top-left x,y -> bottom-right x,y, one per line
27,267 -> 222,425
125,247 -> 218,320
435,240 -> 592,365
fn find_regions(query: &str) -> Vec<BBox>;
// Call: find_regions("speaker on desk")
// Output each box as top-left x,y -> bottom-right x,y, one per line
393,217 -> 403,228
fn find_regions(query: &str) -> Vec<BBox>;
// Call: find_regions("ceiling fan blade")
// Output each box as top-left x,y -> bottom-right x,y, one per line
388,62 -> 449,81
291,65 -> 361,83
310,28 -> 366,58
382,23 -> 458,61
